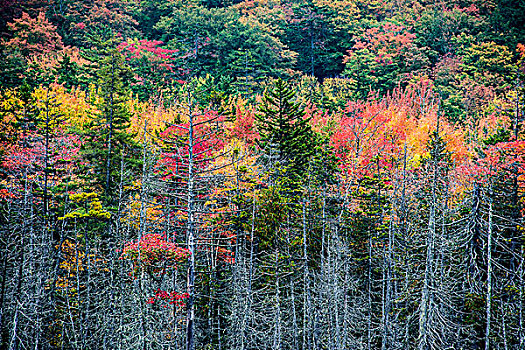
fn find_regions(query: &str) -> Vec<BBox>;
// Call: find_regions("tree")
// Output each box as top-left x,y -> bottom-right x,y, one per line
2,11 -> 63,57
154,5 -> 295,81
82,46 -> 138,203
411,3 -> 488,62
277,0 -> 358,78
0,11 -> 64,88
153,81 -> 238,350
60,0 -> 139,47
117,38 -> 184,101
342,21 -> 429,98
256,78 -> 316,187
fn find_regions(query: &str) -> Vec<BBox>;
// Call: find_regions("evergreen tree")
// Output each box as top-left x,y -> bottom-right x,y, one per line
256,79 -> 315,187
53,53 -> 86,90
0,49 -> 25,89
82,47 -> 137,204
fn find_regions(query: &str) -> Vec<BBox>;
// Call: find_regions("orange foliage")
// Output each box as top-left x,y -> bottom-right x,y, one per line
126,98 -> 181,142
330,82 -> 470,180
3,11 -> 63,56
224,97 -> 259,146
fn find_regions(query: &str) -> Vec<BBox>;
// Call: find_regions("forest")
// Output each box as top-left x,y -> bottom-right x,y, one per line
0,0 -> 524,349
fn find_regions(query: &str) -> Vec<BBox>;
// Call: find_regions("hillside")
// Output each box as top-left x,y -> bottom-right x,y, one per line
0,1 -> 524,349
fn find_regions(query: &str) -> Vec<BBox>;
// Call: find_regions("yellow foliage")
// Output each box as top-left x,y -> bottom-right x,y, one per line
126,98 -> 182,142
0,89 -> 23,147
121,194 -> 165,230
70,192 -> 98,202
31,84 -> 98,129
59,192 -> 111,220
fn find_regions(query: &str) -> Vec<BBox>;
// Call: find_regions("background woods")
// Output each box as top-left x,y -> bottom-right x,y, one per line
0,0 -> 525,349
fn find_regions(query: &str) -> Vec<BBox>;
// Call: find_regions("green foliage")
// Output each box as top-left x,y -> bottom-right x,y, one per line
0,48 -> 26,89
1,1 -> 525,348
482,127 -> 511,146
295,76 -> 355,111
228,48 -> 270,95
60,0 -> 139,47
155,5 -> 295,80
276,0 -> 357,78
346,173 -> 390,272
343,21 -> 429,98
186,74 -> 237,108
81,47 -> 138,202
488,0 -> 525,48
133,0 -> 180,37
53,53 -> 87,90
254,186 -> 291,252
461,41 -> 514,93
411,5 -> 488,61
426,129 -> 452,165
256,78 -> 316,186
464,292 -> 485,325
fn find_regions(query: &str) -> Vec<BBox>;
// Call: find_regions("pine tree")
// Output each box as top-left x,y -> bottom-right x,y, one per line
53,53 -> 85,90
256,78 -> 315,188
82,47 -> 137,204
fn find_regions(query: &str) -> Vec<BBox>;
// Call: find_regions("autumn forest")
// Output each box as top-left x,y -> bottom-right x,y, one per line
0,0 -> 524,349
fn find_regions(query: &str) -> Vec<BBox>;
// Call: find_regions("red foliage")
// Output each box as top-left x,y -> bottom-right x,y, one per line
157,110 -> 226,181
2,132 -> 80,171
344,22 -> 416,66
66,0 -> 138,37
225,104 -> 258,146
1,131 -> 82,201
216,247 -> 235,264
146,289 -> 189,307
121,233 -> 190,262
0,189 -> 17,199
3,11 -> 63,56
464,141 -> 525,179
117,39 -> 180,71
330,81 -> 469,182
120,233 -> 190,276
330,96 -> 395,179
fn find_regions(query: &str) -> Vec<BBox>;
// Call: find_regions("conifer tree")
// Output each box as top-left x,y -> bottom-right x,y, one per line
82,47 -> 137,204
256,79 -> 315,187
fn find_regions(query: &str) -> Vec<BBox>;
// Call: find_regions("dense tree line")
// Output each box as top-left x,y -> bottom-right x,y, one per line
0,0 -> 524,349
